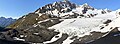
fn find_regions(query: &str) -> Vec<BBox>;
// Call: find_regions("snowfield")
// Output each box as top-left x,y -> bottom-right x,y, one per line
48,8 -> 120,37
46,9 -> 120,44
33,2 -> 120,44
48,18 -> 107,37
48,11 -> 120,44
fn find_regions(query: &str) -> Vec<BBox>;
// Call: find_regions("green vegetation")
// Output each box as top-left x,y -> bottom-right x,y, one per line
7,13 -> 49,29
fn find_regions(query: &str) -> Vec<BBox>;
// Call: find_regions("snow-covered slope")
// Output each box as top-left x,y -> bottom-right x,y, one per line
49,18 -> 106,36
46,8 -> 120,44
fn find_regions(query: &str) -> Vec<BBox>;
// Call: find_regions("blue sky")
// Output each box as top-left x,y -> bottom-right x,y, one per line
0,0 -> 120,18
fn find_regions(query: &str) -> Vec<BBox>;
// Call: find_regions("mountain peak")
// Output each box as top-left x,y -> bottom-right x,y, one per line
81,3 -> 93,9
62,0 -> 69,2
35,0 -> 77,16
83,3 -> 88,6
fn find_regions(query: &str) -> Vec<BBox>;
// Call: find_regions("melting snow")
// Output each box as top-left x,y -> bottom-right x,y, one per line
62,37 -> 74,44
118,28 -> 120,31
33,24 -> 38,27
20,35 -> 24,38
38,13 -> 42,17
35,10 -> 43,17
43,33 -> 62,44
33,33 -> 39,35
36,18 -> 38,20
23,16 -> 26,18
38,19 -> 50,23
13,37 -> 25,41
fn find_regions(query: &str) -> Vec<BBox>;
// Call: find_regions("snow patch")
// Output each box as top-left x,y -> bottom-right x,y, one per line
20,35 -> 24,38
38,19 -> 50,23
38,13 -> 42,17
62,37 -> 74,44
43,33 -> 62,44
36,18 -> 38,20
118,28 -> 120,31
33,33 -> 39,35
33,24 -> 38,27
13,37 -> 25,41
52,9 -> 59,17
23,16 -> 26,18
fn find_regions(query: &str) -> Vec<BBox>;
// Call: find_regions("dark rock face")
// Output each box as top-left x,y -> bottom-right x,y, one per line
0,27 -> 4,31
70,39 -> 86,44
47,33 -> 68,44
69,32 -> 106,44
88,27 -> 120,44
24,28 -> 59,43
0,39 -> 29,44
0,28 -> 29,44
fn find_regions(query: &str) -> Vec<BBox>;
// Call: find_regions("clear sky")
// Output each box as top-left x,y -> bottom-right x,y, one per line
0,0 -> 120,18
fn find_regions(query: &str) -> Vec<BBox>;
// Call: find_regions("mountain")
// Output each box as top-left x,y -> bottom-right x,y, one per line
0,17 -> 16,27
1,0 -> 120,44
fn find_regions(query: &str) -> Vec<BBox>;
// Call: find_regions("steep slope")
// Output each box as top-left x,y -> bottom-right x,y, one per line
5,1 -> 79,43
1,0 -> 120,44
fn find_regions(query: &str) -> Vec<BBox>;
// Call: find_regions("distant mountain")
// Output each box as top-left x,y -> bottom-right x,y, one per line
0,17 -> 16,27
0,0 -> 120,44
0,26 -> 4,30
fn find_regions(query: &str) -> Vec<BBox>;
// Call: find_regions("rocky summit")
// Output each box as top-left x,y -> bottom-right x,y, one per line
0,0 -> 120,44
